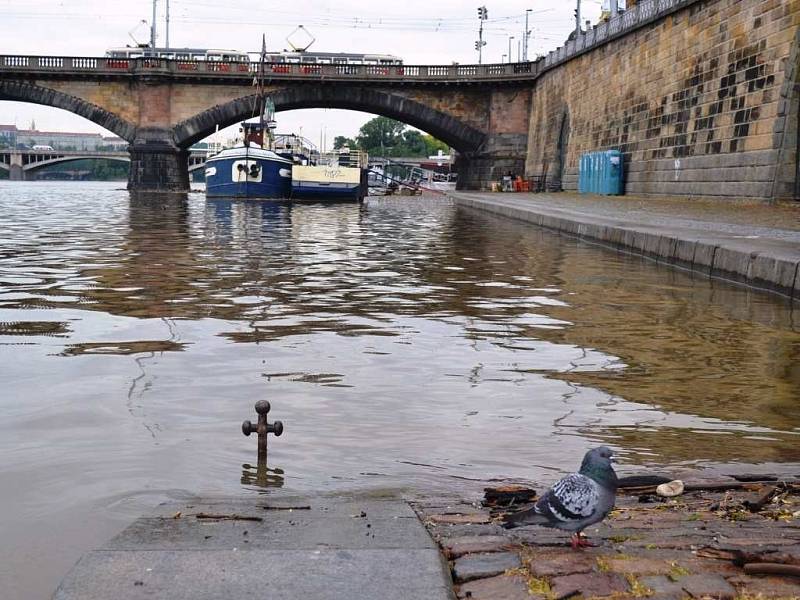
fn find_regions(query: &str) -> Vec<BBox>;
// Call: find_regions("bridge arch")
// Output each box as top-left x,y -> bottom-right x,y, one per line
173,87 -> 487,153
0,81 -> 137,142
22,155 -> 131,172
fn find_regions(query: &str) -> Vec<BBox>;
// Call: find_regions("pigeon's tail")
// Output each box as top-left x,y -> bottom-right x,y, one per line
502,507 -> 551,530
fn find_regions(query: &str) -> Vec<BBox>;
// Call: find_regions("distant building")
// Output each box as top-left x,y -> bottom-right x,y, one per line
0,125 -> 18,147
14,128 -> 127,151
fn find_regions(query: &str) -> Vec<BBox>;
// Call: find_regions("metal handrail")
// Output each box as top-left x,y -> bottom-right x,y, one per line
0,0 -> 697,82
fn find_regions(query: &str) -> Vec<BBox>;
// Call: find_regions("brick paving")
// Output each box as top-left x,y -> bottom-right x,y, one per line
412,480 -> 800,599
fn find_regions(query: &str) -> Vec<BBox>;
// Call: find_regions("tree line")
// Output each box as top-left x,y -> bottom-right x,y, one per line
333,117 -> 449,158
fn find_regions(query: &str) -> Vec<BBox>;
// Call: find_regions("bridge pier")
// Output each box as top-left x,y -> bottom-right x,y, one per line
9,151 -> 24,181
455,134 -> 528,191
127,128 -> 189,192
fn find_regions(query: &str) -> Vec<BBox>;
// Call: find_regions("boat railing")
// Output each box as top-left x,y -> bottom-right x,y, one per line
317,150 -> 368,169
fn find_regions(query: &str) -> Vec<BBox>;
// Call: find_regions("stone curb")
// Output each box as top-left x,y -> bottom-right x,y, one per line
450,193 -> 800,302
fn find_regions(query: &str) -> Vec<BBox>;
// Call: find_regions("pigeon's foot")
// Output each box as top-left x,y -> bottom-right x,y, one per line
569,533 -> 595,550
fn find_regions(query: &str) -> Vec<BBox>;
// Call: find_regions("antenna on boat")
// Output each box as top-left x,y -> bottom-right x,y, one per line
286,25 -> 316,52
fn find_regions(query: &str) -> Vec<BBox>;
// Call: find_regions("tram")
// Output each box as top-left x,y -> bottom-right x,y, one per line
105,47 -> 250,61
105,47 -> 402,66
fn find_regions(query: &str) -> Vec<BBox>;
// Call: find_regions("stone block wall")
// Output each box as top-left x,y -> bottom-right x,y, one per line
526,0 -> 800,199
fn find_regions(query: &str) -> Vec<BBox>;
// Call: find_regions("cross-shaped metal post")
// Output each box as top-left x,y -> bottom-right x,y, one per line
242,400 -> 283,460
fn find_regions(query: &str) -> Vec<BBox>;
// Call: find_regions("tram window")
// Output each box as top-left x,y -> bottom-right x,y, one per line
192,54 -> 206,61
207,54 -> 222,61
333,58 -> 347,64
300,56 -> 316,63
176,53 -> 191,60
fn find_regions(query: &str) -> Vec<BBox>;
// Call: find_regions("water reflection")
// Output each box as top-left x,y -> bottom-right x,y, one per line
241,460 -> 286,489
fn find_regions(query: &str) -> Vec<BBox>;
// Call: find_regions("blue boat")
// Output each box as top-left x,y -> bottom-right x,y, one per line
204,144 -> 293,199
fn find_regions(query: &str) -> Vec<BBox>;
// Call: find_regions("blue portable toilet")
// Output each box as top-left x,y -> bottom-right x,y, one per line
601,150 -> 624,195
578,150 -> 624,195
578,154 -> 589,193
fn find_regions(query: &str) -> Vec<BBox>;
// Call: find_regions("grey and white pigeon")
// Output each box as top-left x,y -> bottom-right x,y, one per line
502,446 -> 618,549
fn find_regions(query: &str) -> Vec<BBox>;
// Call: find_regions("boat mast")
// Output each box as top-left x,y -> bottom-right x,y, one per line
259,34 -> 266,134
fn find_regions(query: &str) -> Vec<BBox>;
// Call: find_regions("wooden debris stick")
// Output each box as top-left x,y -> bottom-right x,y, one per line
743,485 -> 780,512
620,479 -> 800,496
744,563 -> 800,578
483,485 -> 537,507
697,547 -> 800,567
193,513 -> 264,522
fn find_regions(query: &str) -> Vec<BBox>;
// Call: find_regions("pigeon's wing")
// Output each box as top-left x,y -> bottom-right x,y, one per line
535,473 -> 600,524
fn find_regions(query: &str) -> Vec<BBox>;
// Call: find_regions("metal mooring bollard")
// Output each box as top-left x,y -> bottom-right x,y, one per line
242,400 -> 283,460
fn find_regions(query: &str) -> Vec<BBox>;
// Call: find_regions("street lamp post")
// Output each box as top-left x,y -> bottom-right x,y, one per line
508,36 -> 514,63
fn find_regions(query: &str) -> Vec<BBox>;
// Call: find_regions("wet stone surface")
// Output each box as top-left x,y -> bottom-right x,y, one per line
412,480 -> 800,599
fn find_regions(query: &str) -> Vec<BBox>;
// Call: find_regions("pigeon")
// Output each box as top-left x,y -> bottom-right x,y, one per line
502,446 -> 618,549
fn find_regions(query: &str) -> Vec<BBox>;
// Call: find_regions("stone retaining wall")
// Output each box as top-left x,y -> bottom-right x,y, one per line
525,0 -> 800,200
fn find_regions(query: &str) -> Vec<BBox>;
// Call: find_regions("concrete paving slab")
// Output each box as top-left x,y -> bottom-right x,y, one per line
54,549 -> 452,600
53,495 -> 454,600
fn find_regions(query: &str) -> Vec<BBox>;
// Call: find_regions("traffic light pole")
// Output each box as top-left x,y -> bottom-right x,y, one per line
479,19 -> 484,64
476,6 -> 488,64
523,9 -> 531,62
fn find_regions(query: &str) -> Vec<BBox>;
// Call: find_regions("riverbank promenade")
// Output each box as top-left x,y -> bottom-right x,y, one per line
452,192 -> 800,301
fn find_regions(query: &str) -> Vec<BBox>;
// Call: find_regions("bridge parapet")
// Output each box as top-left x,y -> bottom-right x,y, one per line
0,0 -> 698,85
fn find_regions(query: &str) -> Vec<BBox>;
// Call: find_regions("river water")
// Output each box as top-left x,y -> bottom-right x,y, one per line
1,181 -> 799,598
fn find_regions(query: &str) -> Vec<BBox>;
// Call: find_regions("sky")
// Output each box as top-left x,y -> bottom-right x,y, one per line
0,0 -> 608,148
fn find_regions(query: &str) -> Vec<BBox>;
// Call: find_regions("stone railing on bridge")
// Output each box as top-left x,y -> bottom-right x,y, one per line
0,0 -> 698,83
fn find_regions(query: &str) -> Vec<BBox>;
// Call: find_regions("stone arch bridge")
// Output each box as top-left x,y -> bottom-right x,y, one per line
0,148 -> 206,180
0,59 -> 534,191
2,0 -> 799,199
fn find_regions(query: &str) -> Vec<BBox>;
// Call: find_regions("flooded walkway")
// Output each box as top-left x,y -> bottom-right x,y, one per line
453,192 -> 800,299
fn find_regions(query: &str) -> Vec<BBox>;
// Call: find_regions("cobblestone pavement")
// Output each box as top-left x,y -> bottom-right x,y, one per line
412,479 -> 800,599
